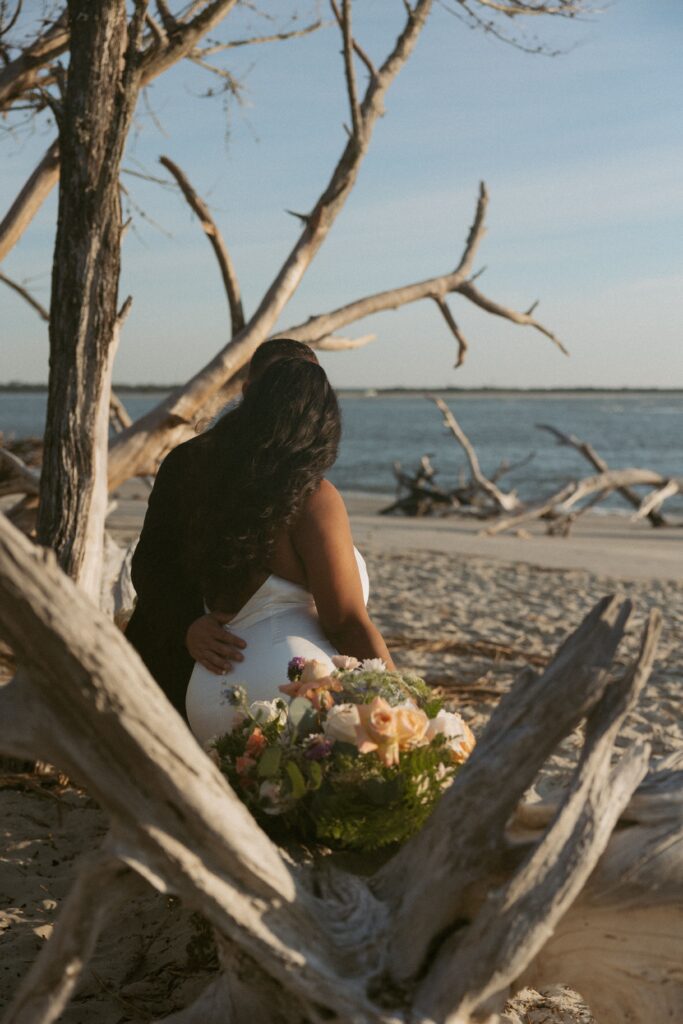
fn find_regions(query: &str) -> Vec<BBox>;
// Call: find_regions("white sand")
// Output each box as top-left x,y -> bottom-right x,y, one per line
1,489 -> 681,1020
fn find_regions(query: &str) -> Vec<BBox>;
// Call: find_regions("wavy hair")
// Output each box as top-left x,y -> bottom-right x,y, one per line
189,357 -> 341,608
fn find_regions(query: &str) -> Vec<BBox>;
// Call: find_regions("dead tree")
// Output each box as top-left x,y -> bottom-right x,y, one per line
383,397 -> 530,518
35,1 -> 144,600
486,468 -> 683,536
536,423 -> 668,527
1,511 -> 681,1024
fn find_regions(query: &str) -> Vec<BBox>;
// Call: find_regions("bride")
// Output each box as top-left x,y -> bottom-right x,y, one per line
182,349 -> 394,746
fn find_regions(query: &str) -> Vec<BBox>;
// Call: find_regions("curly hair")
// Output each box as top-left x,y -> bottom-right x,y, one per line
189,357 -> 341,609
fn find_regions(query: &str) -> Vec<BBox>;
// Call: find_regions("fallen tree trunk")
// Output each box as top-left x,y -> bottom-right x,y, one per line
536,423 -> 667,527
0,508 -> 679,1024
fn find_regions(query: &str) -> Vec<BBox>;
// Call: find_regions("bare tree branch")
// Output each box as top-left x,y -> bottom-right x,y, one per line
107,0 -> 436,488
471,0 -> 586,16
431,395 -> 520,511
312,332 -> 375,350
418,613 -> 659,1022
484,468 -> 683,536
536,422 -> 667,527
195,19 -> 323,56
0,10 -> 68,111
160,154 -> 245,336
337,0 -> 361,139
139,0 -> 240,83
329,0 -> 378,79
633,480 -> 679,521
458,278 -> 569,353
0,270 -> 49,320
434,295 -> 469,366
0,140 -> 59,263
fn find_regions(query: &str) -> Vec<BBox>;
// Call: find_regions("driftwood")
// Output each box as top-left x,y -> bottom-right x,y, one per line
485,468 -> 683,537
1,510 -> 680,1024
536,423 -> 668,527
386,402 -> 683,530
383,399 -> 528,518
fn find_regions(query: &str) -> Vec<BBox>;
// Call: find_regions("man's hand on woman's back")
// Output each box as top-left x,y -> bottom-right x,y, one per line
186,613 -> 246,675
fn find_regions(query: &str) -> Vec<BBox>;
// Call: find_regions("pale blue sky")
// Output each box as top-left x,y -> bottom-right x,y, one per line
2,0 -> 682,387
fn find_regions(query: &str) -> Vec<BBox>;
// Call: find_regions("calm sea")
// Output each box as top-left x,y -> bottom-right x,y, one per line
2,390 -> 682,510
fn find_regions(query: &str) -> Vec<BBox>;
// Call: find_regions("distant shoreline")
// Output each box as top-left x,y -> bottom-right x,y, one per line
2,384 -> 682,397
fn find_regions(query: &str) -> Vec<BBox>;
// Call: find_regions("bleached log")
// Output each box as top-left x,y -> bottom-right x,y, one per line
0,141 -> 60,263
0,504 -> 678,1022
415,612 -> 659,1022
516,753 -> 683,1024
633,479 -> 679,521
0,446 -> 40,498
0,515 -> 381,1022
374,595 -> 637,980
484,468 -> 682,536
536,423 -> 667,527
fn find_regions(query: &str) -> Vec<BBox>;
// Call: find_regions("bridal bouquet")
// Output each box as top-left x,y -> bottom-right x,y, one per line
208,656 -> 475,851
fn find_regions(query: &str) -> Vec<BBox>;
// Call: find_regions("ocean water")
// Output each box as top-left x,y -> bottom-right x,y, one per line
1,390 -> 682,509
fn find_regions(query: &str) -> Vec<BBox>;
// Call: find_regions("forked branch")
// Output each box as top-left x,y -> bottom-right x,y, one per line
160,155 -> 245,336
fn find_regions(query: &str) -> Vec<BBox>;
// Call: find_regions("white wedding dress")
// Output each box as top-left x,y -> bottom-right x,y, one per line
186,548 -> 370,746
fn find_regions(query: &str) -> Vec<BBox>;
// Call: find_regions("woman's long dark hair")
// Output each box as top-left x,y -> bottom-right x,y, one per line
188,358 -> 341,608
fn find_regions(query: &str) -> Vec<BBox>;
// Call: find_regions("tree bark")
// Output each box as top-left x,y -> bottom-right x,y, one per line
36,1 -> 143,598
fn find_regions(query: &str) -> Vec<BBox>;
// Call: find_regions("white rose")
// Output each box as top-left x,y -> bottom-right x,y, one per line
250,699 -> 286,725
323,703 -> 361,745
259,780 -> 288,815
426,710 -> 475,764
332,655 -> 361,671
360,658 -> 386,672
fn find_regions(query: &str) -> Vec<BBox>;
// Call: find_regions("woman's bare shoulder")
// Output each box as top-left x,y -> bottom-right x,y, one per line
296,479 -> 349,531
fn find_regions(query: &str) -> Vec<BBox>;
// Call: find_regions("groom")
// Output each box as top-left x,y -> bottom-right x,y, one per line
125,339 -> 319,716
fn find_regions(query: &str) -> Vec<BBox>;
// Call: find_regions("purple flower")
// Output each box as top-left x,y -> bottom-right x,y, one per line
287,656 -> 306,682
304,737 -> 334,761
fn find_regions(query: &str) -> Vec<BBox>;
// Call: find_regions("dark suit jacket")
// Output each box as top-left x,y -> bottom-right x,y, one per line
125,437 -> 205,716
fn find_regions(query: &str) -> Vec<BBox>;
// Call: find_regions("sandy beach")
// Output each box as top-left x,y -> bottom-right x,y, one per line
1,488 -> 681,1021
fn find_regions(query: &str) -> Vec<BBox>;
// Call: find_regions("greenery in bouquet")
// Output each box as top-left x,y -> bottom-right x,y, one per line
209,655 -> 476,852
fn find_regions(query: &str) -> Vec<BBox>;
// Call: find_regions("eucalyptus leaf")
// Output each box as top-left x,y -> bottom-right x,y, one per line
285,760 -> 307,799
257,745 -> 282,779
288,697 -> 313,727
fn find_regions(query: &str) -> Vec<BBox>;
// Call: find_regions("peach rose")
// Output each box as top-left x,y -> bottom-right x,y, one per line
394,702 -> 430,750
356,696 -> 400,767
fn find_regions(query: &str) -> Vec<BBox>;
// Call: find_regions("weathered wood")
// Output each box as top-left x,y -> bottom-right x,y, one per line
484,468 -> 683,536
374,596 -> 635,980
0,14 -> 69,112
536,423 -> 667,527
0,507 -> 678,1023
0,141 -> 60,263
0,446 -> 40,498
106,0 -> 436,490
432,396 -> 521,512
415,612 -> 659,1022
35,2 -> 143,598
